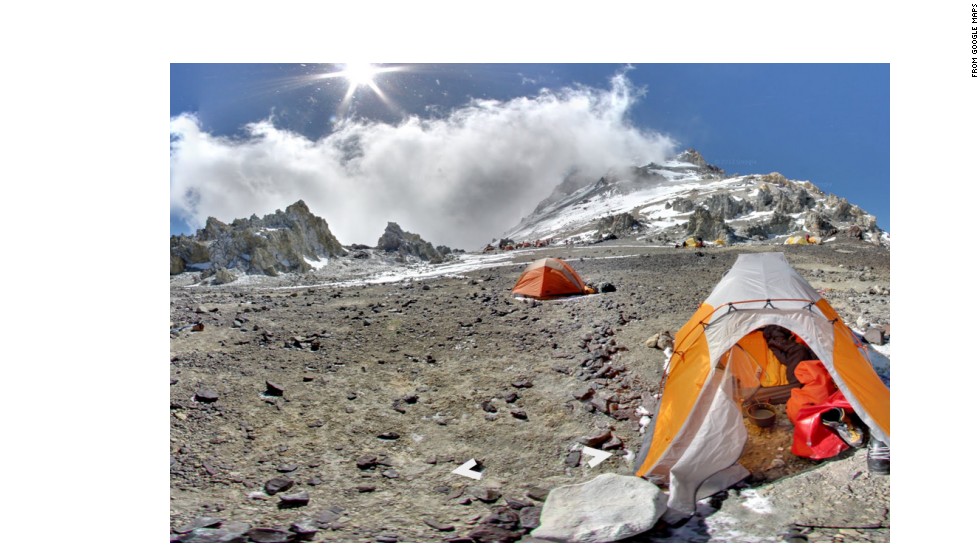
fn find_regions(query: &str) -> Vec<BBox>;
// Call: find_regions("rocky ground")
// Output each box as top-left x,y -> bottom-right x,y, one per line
169,237 -> 890,543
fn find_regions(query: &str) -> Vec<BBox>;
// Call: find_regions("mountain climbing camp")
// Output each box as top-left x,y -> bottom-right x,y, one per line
511,257 -> 596,300
633,252 -> 889,516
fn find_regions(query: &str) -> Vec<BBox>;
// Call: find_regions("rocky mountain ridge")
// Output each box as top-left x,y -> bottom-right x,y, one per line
505,149 -> 885,247
171,203 -> 455,283
170,200 -> 347,277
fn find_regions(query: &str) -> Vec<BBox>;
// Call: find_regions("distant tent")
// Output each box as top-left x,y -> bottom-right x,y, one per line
683,237 -> 705,248
512,258 -> 594,299
785,235 -> 821,245
633,253 -> 889,515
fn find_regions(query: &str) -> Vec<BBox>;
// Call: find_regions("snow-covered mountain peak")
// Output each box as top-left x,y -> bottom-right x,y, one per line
500,150 -> 886,248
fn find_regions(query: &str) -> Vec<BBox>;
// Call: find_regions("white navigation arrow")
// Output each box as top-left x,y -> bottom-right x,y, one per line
581,446 -> 612,468
451,458 -> 483,480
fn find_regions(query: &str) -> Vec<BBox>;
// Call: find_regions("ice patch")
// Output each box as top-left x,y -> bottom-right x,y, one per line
739,489 -> 772,514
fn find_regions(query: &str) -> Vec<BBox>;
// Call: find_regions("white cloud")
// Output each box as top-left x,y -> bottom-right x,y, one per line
170,73 -> 677,250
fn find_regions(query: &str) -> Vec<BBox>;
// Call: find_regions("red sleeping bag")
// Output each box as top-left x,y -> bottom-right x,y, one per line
791,390 -> 856,460
786,360 -> 836,422
786,360 -> 857,460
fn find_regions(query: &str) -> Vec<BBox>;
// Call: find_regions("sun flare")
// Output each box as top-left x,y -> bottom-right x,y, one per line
343,63 -> 381,88
311,63 -> 406,122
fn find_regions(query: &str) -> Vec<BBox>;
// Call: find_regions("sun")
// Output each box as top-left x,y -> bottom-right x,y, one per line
342,63 -> 381,88
310,63 -> 406,122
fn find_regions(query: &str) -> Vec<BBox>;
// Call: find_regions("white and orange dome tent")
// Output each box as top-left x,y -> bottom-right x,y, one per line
511,257 -> 595,299
633,252 -> 889,515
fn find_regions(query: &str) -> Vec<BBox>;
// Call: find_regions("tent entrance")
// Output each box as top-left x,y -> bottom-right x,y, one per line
718,324 -> 823,406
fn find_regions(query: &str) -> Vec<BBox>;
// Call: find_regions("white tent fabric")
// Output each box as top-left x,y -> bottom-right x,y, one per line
661,366 -> 746,514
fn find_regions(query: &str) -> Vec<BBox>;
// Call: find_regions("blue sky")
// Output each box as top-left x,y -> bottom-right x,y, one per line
170,63 -> 889,249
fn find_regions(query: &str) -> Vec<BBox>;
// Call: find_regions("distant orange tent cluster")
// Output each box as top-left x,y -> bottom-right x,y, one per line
511,258 -> 596,299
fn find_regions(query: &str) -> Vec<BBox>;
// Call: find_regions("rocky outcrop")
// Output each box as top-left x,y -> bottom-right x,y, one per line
774,187 -> 816,215
594,213 -> 644,239
669,198 -> 696,213
745,212 -> 795,239
677,148 -> 707,167
705,194 -> 752,220
760,172 -> 791,187
377,222 -> 444,263
803,211 -> 838,237
170,200 -> 347,277
686,207 -> 733,242
170,236 -> 211,275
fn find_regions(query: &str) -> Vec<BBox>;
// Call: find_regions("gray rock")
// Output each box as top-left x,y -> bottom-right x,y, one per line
468,524 -> 524,543
315,510 -> 341,525
278,491 -> 310,507
290,520 -> 318,538
526,486 -> 550,502
565,451 -> 581,467
864,327 -> 885,345
179,525 -> 250,543
423,518 -> 455,531
194,389 -> 219,403
356,455 -> 378,469
600,435 -> 623,450
468,486 -> 501,503
175,517 -> 223,533
211,267 -> 238,285
264,477 -> 294,495
577,428 -> 612,447
482,506 -> 521,529
520,506 -> 542,529
247,528 -> 291,543
530,473 -> 667,542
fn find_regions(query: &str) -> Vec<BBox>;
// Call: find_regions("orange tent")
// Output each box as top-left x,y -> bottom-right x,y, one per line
512,258 -> 594,299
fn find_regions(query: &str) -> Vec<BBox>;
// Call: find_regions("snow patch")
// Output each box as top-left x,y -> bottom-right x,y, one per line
305,256 -> 330,270
739,489 -> 773,514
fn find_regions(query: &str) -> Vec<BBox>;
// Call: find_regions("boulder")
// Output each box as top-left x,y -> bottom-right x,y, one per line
864,327 -> 885,345
530,473 -> 667,543
211,268 -> 238,285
